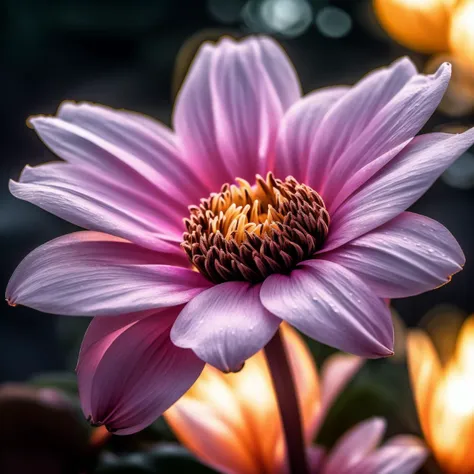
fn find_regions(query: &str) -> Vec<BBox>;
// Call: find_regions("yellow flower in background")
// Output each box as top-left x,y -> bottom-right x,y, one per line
408,315 -> 474,474
373,0 -> 459,53
450,0 -> 474,73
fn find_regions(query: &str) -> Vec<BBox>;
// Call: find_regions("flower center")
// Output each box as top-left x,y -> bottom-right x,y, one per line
182,173 -> 330,284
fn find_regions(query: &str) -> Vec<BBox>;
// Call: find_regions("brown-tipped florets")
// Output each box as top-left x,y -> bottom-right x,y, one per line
182,173 -> 330,284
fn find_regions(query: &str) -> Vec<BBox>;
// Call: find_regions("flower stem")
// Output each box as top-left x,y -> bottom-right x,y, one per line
264,328 -> 309,474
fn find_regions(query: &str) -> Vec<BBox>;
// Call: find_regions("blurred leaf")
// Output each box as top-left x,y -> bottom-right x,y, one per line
56,316 -> 91,370
316,359 -> 415,447
29,372 -> 79,396
147,443 -> 218,473
145,416 -> 177,442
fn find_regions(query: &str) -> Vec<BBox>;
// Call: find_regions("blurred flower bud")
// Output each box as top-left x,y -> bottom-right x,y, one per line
0,384 -> 91,474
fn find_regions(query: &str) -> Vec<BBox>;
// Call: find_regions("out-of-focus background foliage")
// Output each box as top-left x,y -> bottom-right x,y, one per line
1,0 -> 473,472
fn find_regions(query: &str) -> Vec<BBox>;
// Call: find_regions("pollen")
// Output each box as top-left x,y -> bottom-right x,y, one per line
182,173 -> 330,284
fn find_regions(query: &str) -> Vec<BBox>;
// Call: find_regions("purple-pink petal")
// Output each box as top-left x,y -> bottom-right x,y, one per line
77,307 -> 204,435
259,259 -> 393,358
321,418 -> 386,474
274,87 -> 348,184
351,435 -> 428,474
325,212 -> 464,298
171,282 -> 281,372
317,61 -> 450,206
173,36 -> 300,187
6,231 -> 211,316
10,163 -> 184,251
324,128 -> 474,252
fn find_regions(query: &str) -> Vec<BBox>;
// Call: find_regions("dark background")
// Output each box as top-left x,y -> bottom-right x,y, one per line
1,0 -> 473,382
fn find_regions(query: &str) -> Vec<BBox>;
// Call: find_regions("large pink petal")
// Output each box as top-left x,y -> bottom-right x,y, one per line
10,162 -> 185,250
56,102 -> 208,203
304,59 -> 449,207
274,87 -> 349,183
77,307 -> 204,435
22,106 -> 202,245
311,354 -> 363,438
6,231 -> 211,316
259,259 -> 393,357
351,435 -> 428,474
321,418 -> 386,474
173,36 -> 300,187
325,212 -> 464,298
324,129 -> 474,252
171,282 -> 281,372
320,62 -> 450,207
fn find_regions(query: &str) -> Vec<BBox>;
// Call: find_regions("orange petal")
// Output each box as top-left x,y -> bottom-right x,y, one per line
374,0 -> 456,53
428,363 -> 474,474
165,325 -> 319,474
164,365 -> 263,474
406,330 -> 442,447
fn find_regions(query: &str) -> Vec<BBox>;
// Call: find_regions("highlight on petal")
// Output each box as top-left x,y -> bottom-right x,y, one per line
324,128 -> 474,252
165,324 -> 318,474
6,231 -> 211,316
260,259 -> 394,358
171,282 -> 281,372
77,307 -> 204,435
374,0 -> 455,53
173,36 -> 301,187
325,212 -> 464,298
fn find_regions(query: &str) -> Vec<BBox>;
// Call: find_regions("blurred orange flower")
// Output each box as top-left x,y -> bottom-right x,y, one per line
374,0 -> 458,53
374,0 -> 474,116
165,325 -> 427,474
408,315 -> 474,474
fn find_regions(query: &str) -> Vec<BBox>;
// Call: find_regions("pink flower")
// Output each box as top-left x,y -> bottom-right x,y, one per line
165,324 -> 427,474
6,36 -> 472,434
310,418 -> 427,474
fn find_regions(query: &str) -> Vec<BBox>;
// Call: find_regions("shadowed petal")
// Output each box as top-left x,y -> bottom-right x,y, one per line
321,418 -> 386,474
6,231 -> 211,316
324,129 -> 474,252
325,212 -> 464,298
171,282 -> 281,372
260,259 -> 393,357
351,435 -> 428,474
274,87 -> 349,183
173,36 -> 300,187
78,307 -> 204,435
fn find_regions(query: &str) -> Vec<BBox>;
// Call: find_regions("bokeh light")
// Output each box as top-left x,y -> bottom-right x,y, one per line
243,0 -> 313,37
315,6 -> 353,39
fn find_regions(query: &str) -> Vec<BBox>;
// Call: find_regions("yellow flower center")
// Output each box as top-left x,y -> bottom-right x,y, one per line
182,173 -> 330,283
